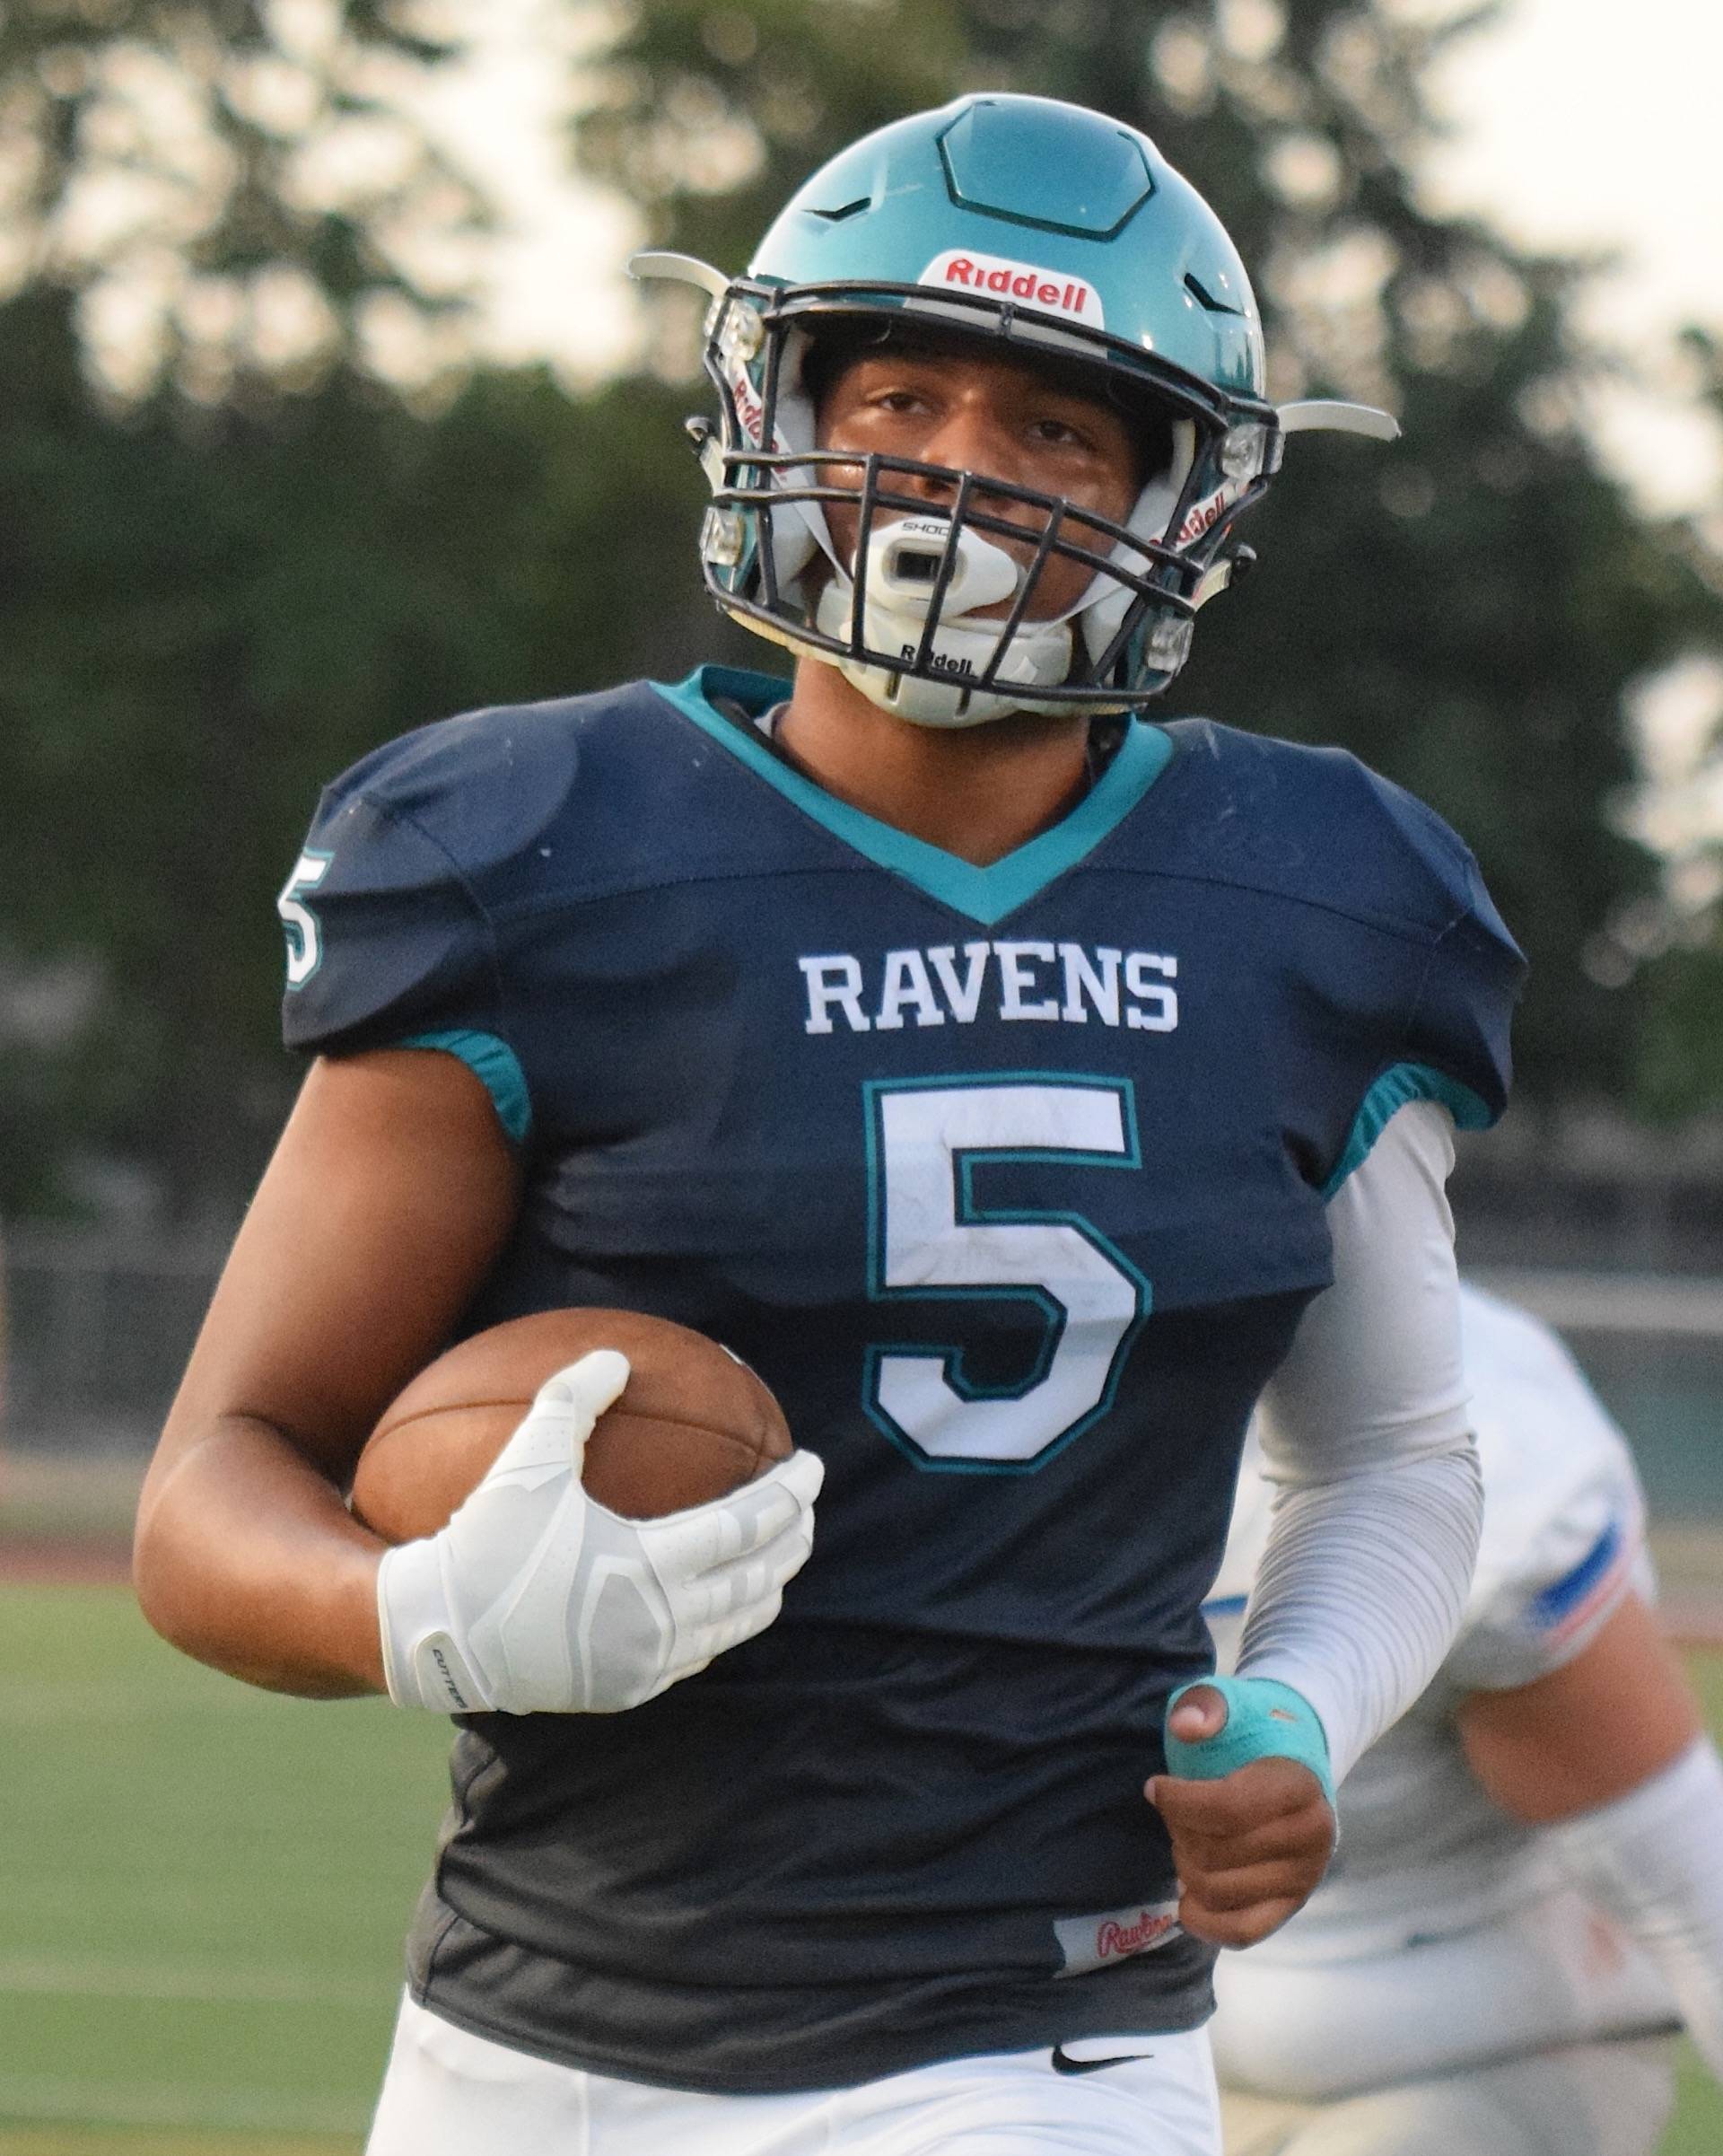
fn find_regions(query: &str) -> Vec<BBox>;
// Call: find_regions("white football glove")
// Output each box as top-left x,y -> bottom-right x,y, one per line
375,1349 -> 823,1715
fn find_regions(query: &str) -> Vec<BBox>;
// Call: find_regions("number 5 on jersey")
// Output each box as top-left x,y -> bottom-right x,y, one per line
864,1076 -> 1148,1471
277,850 -> 331,988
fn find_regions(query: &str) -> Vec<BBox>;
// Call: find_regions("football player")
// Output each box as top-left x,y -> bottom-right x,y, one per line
134,95 -> 1523,2156
1211,1283 -> 1723,2156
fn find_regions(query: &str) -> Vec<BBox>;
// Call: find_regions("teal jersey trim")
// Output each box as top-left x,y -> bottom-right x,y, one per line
398,1030 -> 532,1148
651,667 -> 1175,928
1322,1060 -> 1492,1201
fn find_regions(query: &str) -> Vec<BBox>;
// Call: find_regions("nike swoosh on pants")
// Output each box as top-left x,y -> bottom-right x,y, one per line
1049,2043 -> 1155,2076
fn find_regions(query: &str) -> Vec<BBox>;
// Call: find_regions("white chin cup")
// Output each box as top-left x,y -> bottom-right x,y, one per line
814,516 -> 1075,727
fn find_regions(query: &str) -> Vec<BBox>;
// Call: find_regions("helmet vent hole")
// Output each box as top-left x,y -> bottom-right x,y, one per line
1184,272 -> 1245,318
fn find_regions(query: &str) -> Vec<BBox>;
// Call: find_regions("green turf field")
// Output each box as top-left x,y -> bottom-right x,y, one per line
3,1583 -> 445,2152
4,1583 -> 1721,2152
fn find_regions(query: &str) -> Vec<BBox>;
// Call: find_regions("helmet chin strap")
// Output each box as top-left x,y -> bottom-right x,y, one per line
813,516 -> 1085,728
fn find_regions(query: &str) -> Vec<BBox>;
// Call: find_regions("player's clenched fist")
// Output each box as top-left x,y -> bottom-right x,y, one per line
1146,1680 -> 1337,1948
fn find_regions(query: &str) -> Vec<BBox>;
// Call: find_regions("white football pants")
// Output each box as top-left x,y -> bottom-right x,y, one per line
1219,2038 -> 1675,2156
1211,1881 -> 1679,2156
366,1990 -> 1222,2156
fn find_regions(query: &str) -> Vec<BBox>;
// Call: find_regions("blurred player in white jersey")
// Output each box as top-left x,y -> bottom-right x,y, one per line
1207,1281 -> 1723,2155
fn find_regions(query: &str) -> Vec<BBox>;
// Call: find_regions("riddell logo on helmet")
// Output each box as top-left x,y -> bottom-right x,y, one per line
724,353 -> 768,446
1175,482 -> 1243,548
920,250 -> 1105,329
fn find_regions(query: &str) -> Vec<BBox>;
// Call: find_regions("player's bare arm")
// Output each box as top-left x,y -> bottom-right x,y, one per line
1456,1590 -> 1701,1819
133,1047 -> 521,1696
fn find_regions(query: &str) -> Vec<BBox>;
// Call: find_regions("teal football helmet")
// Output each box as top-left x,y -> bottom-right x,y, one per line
634,94 -> 1394,725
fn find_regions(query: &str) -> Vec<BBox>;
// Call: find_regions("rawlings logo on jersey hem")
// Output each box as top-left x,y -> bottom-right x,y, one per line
1053,1897 -> 1182,1976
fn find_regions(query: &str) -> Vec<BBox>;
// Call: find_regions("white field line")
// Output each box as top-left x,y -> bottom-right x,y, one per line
0,2075 -> 369,2135
0,1951 -> 388,2011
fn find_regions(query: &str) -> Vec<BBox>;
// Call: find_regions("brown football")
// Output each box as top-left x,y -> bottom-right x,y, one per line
350,1307 -> 793,1544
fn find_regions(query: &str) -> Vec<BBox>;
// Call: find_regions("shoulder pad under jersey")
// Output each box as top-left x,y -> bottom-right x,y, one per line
278,691 -> 599,1057
1158,723 -> 1525,1152
1158,723 -> 1505,939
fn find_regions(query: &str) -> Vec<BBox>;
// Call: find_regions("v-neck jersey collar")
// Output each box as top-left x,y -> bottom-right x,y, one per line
650,666 -> 1176,929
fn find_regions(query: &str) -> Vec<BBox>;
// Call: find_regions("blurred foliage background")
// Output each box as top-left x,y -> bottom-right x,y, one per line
1,0 -> 1720,1223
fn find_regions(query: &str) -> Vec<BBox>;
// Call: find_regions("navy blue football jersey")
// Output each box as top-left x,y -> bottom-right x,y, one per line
280,666 -> 1522,2092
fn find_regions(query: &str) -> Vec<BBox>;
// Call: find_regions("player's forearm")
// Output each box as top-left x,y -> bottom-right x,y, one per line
1245,1097 -> 1482,1781
1236,1441 -> 1482,1783
134,1415 -> 387,1698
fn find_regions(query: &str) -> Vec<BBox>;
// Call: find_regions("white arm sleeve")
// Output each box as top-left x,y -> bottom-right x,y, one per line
1237,1098 -> 1483,1784
1548,1737 -> 1723,2078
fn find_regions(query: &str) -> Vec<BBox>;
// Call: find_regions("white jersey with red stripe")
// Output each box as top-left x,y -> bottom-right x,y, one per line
1206,1281 -> 1648,1962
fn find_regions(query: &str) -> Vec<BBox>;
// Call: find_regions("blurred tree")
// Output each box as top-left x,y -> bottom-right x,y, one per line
0,0 -> 482,1218
0,279 -> 720,1215
0,0 -> 481,400
0,3 -> 496,1217
3,0 -> 1720,1223
1622,329 -> 1723,1124
577,0 -> 1723,1109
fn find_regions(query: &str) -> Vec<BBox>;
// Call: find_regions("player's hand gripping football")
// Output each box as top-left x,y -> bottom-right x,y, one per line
375,1352 -> 823,1715
1146,1682 -> 1338,1948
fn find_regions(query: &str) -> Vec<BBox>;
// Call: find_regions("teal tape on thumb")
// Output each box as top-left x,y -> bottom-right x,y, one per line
1163,1676 -> 1334,1804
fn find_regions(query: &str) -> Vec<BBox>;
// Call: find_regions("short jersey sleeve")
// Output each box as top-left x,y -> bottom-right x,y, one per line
1442,1285 -> 1648,1695
278,785 -> 501,1056
1317,777 -> 1524,1200
1399,843 -> 1520,1131
276,704 -> 576,1075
